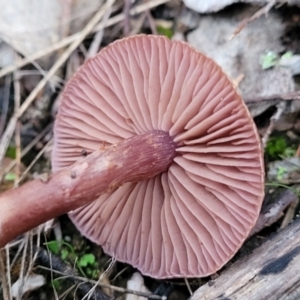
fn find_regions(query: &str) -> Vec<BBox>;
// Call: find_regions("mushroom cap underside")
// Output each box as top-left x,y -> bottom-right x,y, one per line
52,35 -> 264,278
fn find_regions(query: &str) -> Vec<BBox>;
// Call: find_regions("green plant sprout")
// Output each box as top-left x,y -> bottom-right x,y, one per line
281,51 -> 293,59
260,51 -> 278,69
4,172 -> 16,181
157,25 -> 173,39
45,240 -> 98,278
260,51 -> 294,70
5,146 -> 16,159
78,253 -> 98,277
266,182 -> 300,198
51,279 -> 61,290
276,166 -> 288,181
265,136 -> 296,160
78,253 -> 96,267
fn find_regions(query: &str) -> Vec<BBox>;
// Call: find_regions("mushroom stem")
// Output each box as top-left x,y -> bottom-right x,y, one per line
0,130 -> 176,248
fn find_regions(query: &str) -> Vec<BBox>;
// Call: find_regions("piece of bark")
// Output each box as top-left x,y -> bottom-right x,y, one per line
250,189 -> 298,236
190,218 -> 300,300
0,131 -> 176,248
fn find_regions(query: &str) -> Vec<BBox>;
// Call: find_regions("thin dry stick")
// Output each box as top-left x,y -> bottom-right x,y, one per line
38,266 -> 166,299
0,248 -> 11,300
261,101 -> 286,148
145,10 -> 158,35
82,258 -> 116,300
0,76 -> 12,166
244,90 -> 300,103
25,233 -> 35,279
44,237 -> 59,300
16,139 -> 52,185
123,0 -> 131,36
13,66 -> 21,187
58,284 -> 77,299
280,197 -> 299,229
184,278 -> 193,296
86,5 -> 113,60
14,121 -> 21,186
19,0 -> 115,118
0,0 -> 115,166
16,233 -> 29,300
0,123 -> 53,182
0,76 -> 11,136
9,240 -> 26,272
42,242 -> 111,300
0,0 -> 172,185
0,114 -> 16,167
29,59 -> 63,92
250,189 -> 298,236
5,245 -> 12,300
129,12 -> 147,36
13,234 -> 35,300
0,0 -> 171,79
111,266 -> 129,282
20,234 -> 38,300
230,0 -> 277,39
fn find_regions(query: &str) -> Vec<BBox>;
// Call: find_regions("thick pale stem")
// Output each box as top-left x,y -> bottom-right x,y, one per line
0,130 -> 176,248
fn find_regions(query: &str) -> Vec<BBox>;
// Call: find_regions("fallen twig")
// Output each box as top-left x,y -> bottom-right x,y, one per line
191,217 -> 300,300
146,10 -> 158,35
123,0 -> 131,36
86,5 -> 113,60
0,123 -> 53,183
0,0 -> 115,167
250,188 -> 298,236
0,248 -> 11,300
261,101 -> 286,148
230,0 -> 277,39
0,76 -> 11,136
13,63 -> 21,187
245,91 -> 300,103
16,139 -> 52,185
16,233 -> 29,300
37,248 -> 166,300
0,0 -> 171,79
37,247 -> 112,300
280,197 -> 299,229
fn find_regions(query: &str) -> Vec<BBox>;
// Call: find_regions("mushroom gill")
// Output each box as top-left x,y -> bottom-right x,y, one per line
52,35 -> 264,279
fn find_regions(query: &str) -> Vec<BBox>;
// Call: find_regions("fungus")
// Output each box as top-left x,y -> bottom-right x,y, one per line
0,35 -> 264,279
52,35 -> 264,278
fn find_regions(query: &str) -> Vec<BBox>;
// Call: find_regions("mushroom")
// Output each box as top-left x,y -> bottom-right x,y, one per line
0,34 -> 264,278
51,35 -> 264,278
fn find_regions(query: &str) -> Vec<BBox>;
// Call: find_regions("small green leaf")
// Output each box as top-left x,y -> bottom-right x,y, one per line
283,147 -> 296,158
78,254 -> 96,267
61,249 -> 69,260
5,146 -> 16,159
276,166 -> 287,180
260,51 -> 278,69
52,279 -> 61,290
4,172 -> 16,181
266,136 -> 288,160
157,26 -> 173,39
46,241 -> 60,254
86,268 -> 92,275
266,182 -> 300,198
281,51 -> 293,59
